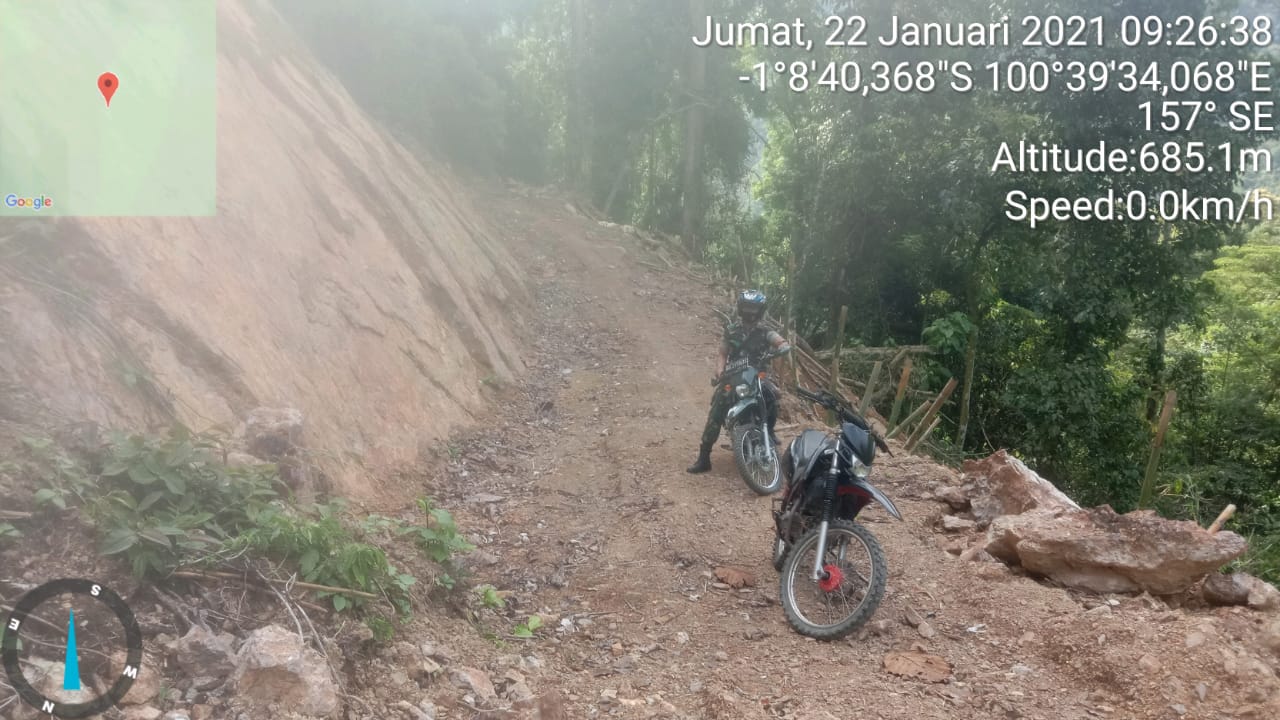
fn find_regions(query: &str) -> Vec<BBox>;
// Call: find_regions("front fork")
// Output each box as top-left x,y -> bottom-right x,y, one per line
810,460 -> 840,581
760,412 -> 776,464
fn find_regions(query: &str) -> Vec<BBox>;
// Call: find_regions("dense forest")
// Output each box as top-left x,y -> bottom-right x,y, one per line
273,0 -> 1279,580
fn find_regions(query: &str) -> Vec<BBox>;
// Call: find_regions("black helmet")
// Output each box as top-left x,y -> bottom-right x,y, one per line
737,290 -> 767,324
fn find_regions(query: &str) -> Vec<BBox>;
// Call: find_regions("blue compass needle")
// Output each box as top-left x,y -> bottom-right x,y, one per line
63,608 -> 81,691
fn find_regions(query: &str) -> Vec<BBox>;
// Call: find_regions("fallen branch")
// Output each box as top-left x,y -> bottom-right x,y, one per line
171,570 -> 378,600
152,587 -> 196,634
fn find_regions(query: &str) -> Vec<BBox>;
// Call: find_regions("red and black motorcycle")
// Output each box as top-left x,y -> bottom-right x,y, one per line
771,387 -> 902,640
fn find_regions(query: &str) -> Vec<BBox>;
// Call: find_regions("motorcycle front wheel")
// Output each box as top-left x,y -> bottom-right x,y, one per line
779,519 -> 887,640
731,423 -> 782,495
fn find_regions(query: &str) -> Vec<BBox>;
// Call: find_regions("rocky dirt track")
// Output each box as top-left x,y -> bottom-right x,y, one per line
364,188 -> 1279,720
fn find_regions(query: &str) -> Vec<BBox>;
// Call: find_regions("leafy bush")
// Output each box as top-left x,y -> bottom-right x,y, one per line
16,426 -> 472,619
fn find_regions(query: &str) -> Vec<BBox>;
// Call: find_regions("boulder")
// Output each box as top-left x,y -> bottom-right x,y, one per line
449,666 -> 498,705
171,625 -> 238,681
961,450 -> 1079,528
985,506 -> 1247,595
243,407 -> 304,461
241,407 -> 322,493
942,515 -> 976,532
1203,572 -> 1280,611
931,484 -> 970,511
232,625 -> 338,717
1262,618 -> 1280,656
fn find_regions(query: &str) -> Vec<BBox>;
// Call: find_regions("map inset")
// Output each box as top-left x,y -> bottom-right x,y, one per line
0,1 -> 216,216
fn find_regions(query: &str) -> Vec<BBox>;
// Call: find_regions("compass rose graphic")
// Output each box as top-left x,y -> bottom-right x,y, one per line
2,579 -> 143,718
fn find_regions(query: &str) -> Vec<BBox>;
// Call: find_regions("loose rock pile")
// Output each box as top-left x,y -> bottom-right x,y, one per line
929,450 -> 1269,598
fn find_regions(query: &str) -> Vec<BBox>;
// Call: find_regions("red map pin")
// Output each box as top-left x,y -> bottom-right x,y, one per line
98,72 -> 119,106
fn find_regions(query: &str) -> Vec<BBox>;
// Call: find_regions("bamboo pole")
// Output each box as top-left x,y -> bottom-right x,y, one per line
888,357 -> 913,428
888,347 -> 911,372
788,252 -> 799,390
829,306 -> 848,424
1207,504 -> 1237,534
859,361 -> 883,415
1138,390 -> 1177,509
905,416 -> 943,453
905,378 -> 959,450
887,400 -> 930,439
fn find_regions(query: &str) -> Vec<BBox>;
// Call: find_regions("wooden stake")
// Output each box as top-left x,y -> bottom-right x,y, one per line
1137,389 -> 1177,509
905,416 -> 943,453
859,361 -> 883,415
888,400 -> 930,439
888,347 -> 911,372
888,357 -> 913,428
1207,504 -> 1237,534
905,378 -> 959,451
829,305 -> 848,424
788,252 -> 799,390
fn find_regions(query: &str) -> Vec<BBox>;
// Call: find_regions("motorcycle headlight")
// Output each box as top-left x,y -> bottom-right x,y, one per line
852,459 -> 870,479
735,384 -> 751,396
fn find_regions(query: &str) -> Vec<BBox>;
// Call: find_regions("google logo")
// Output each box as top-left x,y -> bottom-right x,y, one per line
4,194 -> 53,211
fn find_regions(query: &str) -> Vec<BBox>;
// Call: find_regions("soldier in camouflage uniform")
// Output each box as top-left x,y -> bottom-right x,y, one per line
687,290 -> 791,474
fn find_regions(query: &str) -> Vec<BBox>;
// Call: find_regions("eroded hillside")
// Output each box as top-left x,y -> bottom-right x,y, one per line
0,0 -> 528,500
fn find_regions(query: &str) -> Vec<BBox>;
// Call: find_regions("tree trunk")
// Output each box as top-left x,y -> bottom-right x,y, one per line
679,0 -> 707,255
1145,322 -> 1168,422
645,128 -> 658,225
566,0 -> 589,191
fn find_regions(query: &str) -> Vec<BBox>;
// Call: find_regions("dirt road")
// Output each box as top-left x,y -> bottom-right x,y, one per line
383,188 -> 1278,720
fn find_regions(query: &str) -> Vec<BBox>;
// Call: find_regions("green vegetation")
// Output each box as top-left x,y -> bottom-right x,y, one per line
270,0 -> 1278,579
0,522 -> 20,542
512,614 -> 543,639
476,584 -> 505,610
3,428 -> 473,631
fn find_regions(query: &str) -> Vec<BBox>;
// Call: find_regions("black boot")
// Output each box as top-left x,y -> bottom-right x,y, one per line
686,444 -> 712,474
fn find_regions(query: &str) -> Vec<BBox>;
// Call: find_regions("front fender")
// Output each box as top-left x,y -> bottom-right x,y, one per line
851,478 -> 903,520
725,396 -> 759,424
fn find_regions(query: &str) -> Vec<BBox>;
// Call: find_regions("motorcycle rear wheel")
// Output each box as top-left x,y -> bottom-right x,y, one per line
731,423 -> 782,495
779,519 -> 887,640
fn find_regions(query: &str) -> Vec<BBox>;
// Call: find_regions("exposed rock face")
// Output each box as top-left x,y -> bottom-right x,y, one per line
985,506 -> 1248,594
232,625 -> 338,717
0,0 -> 529,500
960,451 -> 1078,528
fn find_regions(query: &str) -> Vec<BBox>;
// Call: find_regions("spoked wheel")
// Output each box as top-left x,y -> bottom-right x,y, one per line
779,519 -> 887,640
732,423 -> 782,495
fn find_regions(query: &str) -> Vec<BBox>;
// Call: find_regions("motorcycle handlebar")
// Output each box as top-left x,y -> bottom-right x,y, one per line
794,386 -> 893,455
716,349 -> 791,384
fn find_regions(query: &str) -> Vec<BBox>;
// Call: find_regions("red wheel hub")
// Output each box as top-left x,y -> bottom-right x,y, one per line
818,564 -> 844,592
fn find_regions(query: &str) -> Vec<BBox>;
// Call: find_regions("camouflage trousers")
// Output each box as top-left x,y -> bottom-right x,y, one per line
698,380 -> 779,448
